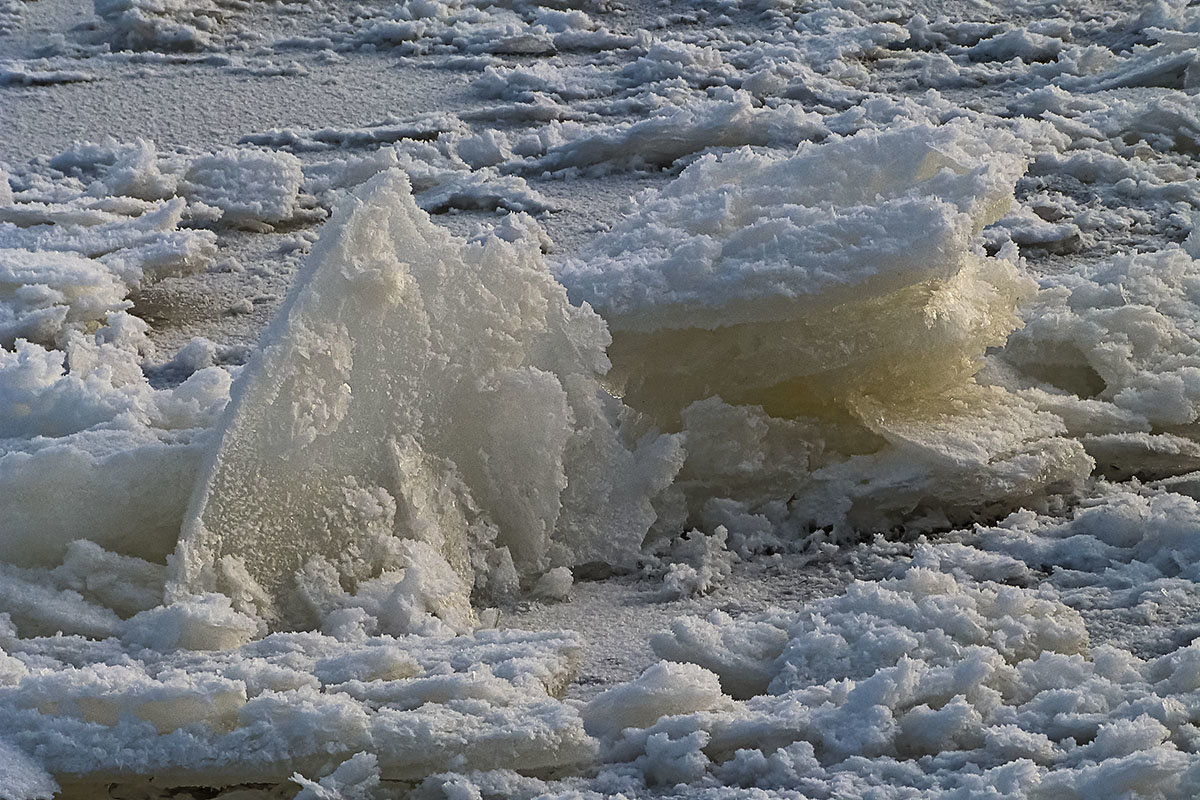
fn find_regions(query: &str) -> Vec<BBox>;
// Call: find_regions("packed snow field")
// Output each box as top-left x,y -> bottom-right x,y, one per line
2,0 -> 1200,796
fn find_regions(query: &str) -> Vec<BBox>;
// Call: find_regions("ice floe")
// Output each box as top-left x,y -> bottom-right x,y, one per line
2,0 -> 1200,796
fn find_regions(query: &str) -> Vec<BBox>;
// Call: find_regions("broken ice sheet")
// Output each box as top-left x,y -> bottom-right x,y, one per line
559,121 -> 1093,534
0,624 -> 591,792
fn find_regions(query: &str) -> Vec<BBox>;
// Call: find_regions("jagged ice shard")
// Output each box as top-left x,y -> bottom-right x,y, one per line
171,170 -> 683,630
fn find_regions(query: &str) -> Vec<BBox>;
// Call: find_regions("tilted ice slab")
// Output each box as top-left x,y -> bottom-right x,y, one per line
558,122 -> 1092,533
0,621 -> 592,792
515,93 -> 829,176
0,195 -> 215,304
173,170 -> 682,630
44,138 -> 308,230
0,187 -> 215,351
0,174 -> 230,595
558,121 -> 1031,422
0,140 -> 300,351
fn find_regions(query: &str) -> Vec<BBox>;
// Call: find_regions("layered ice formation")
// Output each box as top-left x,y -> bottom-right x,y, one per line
558,122 -> 1031,421
0,621 -> 592,794
560,122 -> 1093,534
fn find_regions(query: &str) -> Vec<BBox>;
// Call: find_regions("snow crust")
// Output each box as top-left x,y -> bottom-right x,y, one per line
0,621 -> 591,791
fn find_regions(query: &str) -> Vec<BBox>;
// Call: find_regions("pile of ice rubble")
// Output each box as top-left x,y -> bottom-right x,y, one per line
3,121 -> 1098,632
4,114 -> 1200,794
7,488 -> 1200,798
0,139 -> 310,584
559,121 -> 1080,532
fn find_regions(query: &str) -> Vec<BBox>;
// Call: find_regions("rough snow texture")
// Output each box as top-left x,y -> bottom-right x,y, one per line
431,535 -> 1200,798
3,0 -> 1200,796
0,154 -> 232,587
0,621 -> 591,790
173,170 -> 682,630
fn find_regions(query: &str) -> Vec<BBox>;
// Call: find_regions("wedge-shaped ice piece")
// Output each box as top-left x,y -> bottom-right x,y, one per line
173,170 -> 679,627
